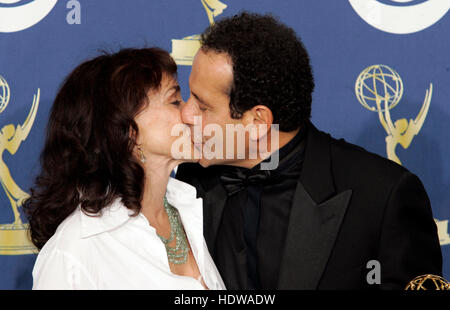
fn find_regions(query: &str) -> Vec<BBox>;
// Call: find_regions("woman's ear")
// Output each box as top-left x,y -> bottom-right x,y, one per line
129,124 -> 139,143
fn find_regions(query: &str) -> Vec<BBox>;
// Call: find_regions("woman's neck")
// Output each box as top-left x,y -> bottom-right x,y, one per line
139,156 -> 181,223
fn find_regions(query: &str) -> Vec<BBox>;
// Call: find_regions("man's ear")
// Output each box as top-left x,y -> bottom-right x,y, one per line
242,105 -> 273,141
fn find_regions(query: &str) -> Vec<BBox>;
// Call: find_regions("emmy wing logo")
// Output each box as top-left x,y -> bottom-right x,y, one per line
0,75 -> 39,255
171,0 -> 227,65
0,0 -> 58,33
354,64 -> 450,246
349,0 -> 450,34
436,220 -> 450,246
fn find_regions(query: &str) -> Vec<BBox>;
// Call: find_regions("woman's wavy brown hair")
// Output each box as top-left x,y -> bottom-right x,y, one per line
23,48 -> 177,250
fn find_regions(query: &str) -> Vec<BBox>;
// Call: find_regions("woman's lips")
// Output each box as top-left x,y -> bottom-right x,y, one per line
193,142 -> 203,150
192,135 -> 203,148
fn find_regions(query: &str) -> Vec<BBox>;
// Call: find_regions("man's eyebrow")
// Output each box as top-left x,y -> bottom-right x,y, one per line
192,91 -> 212,108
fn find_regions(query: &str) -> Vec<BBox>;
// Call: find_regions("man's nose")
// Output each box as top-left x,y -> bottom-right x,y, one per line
180,97 -> 200,126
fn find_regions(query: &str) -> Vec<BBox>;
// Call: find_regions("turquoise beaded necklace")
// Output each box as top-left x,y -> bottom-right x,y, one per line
157,196 -> 189,265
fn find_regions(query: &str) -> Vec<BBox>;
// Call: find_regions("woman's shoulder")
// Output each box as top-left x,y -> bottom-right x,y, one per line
32,206 -> 95,286
37,197 -> 134,257
37,206 -> 90,258
32,206 -> 101,289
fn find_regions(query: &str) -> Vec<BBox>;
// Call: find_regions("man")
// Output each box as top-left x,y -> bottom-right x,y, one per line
176,12 -> 442,289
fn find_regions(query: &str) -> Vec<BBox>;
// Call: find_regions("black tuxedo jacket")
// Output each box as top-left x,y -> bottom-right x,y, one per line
176,122 -> 442,289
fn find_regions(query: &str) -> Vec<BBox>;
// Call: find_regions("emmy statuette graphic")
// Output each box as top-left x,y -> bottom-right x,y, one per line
171,0 -> 227,65
0,75 -> 39,255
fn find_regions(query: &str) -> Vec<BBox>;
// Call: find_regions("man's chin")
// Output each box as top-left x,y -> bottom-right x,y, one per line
198,157 -> 234,168
183,157 -> 200,164
198,158 -> 212,168
198,157 -> 225,168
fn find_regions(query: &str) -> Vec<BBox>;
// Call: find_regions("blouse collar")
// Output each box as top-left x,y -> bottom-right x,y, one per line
79,177 -> 201,239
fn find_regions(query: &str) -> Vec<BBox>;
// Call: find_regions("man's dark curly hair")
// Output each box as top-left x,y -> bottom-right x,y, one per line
200,12 -> 314,132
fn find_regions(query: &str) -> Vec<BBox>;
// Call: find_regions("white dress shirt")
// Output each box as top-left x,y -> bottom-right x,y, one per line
32,177 -> 226,290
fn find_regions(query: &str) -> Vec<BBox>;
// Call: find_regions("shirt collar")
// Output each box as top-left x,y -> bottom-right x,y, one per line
254,122 -> 308,171
165,176 -> 199,207
215,123 -> 308,178
79,177 -> 200,239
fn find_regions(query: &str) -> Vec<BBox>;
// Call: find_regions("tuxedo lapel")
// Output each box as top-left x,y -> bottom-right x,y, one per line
278,123 -> 353,289
278,183 -> 352,289
199,172 -> 228,255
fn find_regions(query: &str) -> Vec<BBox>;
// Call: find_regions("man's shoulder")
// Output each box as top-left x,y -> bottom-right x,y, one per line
324,131 -> 411,187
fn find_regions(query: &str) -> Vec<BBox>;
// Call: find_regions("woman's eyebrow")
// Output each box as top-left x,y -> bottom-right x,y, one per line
166,85 -> 181,97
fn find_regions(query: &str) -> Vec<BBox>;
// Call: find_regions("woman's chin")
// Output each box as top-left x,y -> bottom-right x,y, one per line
179,155 -> 200,163
168,148 -> 200,163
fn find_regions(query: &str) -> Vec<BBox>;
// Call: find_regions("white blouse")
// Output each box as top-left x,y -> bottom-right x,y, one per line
32,177 -> 226,290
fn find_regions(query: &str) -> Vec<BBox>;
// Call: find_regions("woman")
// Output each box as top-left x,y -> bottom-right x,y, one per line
23,48 -> 225,290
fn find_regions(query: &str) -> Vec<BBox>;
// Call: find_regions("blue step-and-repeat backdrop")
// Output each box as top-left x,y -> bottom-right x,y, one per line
0,0 -> 449,289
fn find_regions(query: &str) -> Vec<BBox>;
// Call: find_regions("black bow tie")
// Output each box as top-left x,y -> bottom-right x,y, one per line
219,168 -> 272,196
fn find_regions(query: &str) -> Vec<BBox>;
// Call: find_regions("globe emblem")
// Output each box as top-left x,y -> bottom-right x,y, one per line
355,64 -> 403,112
405,274 -> 450,290
0,75 -> 10,114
